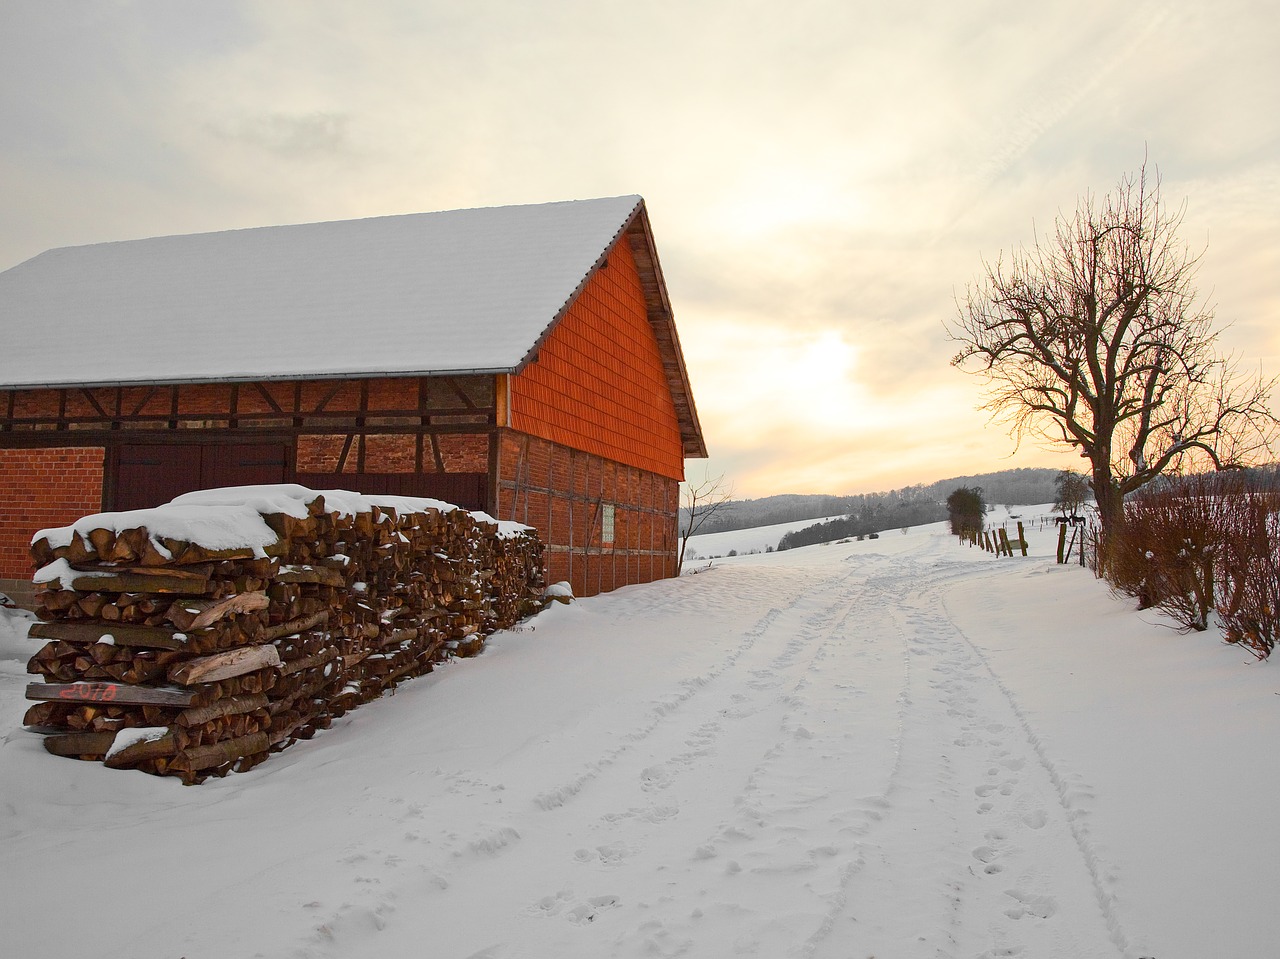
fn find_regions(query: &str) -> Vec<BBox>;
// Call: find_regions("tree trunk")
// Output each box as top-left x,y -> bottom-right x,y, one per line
1092,470 -> 1125,535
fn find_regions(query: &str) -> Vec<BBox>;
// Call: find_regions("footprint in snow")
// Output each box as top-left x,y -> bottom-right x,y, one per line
566,895 -> 621,924
1004,889 -> 1057,920
973,841 -> 1005,875
640,766 -> 672,791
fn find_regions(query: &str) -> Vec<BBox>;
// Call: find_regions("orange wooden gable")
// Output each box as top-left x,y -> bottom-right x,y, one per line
507,234 -> 687,480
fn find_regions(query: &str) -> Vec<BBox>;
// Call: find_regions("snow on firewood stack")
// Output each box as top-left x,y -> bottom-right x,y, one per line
21,485 -> 545,784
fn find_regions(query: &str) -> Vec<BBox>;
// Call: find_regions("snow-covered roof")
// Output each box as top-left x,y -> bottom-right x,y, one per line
0,195 -> 645,389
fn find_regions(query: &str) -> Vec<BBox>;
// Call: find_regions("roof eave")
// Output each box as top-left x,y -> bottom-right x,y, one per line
0,367 -> 519,392
623,203 -> 708,460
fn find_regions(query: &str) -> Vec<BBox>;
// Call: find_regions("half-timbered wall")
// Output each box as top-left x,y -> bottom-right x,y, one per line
0,375 -> 493,446
495,430 -> 678,598
0,375 -> 497,572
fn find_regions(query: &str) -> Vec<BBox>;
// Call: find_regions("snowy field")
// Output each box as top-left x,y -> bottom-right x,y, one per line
2,513 -> 1277,958
682,515 -> 847,558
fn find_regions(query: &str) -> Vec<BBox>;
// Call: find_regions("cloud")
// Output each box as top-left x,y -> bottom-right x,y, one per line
205,111 -> 353,158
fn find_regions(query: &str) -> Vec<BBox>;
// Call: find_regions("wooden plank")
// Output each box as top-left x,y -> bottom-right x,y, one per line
26,682 -> 196,707
64,562 -> 216,579
167,645 -> 280,686
70,572 -> 213,595
28,621 -> 188,650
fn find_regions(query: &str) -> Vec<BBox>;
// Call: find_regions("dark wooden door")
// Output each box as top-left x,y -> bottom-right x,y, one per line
202,443 -> 289,491
115,445 -> 203,512
113,442 -> 287,511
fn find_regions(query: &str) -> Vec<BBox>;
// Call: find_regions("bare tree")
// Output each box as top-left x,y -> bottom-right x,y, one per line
949,163 -> 1276,537
678,473 -> 734,572
1052,470 -> 1090,518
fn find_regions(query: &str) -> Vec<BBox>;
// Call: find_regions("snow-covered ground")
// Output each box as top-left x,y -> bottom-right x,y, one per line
2,513 -> 1277,958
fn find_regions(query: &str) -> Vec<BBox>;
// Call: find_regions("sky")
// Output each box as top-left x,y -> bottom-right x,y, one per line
1,0 -> 1277,498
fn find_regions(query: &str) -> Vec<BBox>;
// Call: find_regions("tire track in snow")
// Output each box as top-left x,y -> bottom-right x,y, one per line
528,593 -> 794,813
527,555 -> 913,958
938,582 -> 1133,957
801,554 -> 1125,959
292,565 -> 849,959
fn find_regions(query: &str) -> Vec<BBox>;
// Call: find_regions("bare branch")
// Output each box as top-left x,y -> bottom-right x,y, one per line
946,161 -> 1277,534
678,473 -> 734,572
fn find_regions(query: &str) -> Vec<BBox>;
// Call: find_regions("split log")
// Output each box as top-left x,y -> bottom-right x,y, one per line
104,731 -> 178,769
275,565 -> 347,588
175,694 -> 269,728
260,610 -> 329,643
166,591 -> 269,631
278,647 -> 339,677
167,645 -> 281,686
169,732 -> 270,772
42,730 -> 117,758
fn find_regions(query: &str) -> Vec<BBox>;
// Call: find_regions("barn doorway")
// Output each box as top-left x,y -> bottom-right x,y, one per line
112,442 -> 287,511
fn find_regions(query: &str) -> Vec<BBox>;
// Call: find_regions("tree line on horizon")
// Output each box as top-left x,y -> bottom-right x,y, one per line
683,466 -> 1067,540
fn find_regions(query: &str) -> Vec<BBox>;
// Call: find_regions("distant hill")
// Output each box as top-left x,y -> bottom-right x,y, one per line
681,467 -> 1073,538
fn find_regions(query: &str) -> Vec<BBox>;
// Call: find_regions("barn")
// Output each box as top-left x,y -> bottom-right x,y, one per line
0,195 -> 706,602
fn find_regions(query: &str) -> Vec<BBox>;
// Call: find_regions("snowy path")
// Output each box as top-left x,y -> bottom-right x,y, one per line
2,521 -> 1277,958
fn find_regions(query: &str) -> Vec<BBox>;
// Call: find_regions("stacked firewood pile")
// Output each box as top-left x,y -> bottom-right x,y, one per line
22,487 -> 544,783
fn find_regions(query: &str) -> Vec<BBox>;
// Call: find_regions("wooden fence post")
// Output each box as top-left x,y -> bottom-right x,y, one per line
1016,521 -> 1027,556
1056,523 -> 1067,564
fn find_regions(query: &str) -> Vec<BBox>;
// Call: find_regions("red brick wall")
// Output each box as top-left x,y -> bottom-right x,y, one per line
296,434 -> 349,473
296,432 -> 489,474
437,434 -> 488,472
496,430 -> 677,597
363,434 -> 417,473
0,447 -> 104,578
509,241 -> 686,482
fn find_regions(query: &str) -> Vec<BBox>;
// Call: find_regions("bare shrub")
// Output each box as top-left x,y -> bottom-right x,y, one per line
1102,518 -> 1162,608
1114,476 -> 1227,630
1216,484 -> 1280,659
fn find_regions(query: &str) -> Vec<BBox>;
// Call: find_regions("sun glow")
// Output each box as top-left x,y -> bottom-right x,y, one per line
683,318 -> 875,445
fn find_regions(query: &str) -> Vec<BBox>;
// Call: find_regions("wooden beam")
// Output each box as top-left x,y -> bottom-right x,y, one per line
252,382 -> 284,414
68,571 -> 213,595
79,388 -> 108,419
128,387 -> 157,417
28,621 -> 188,650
